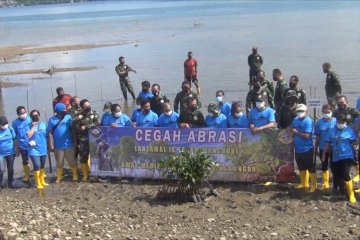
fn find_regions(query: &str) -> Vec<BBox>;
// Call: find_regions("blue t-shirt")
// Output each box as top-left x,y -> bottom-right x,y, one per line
291,116 -> 314,153
227,113 -> 249,128
12,116 -> 32,150
137,91 -> 154,100
0,127 -> 16,157
325,126 -> 357,162
102,114 -> 132,127
249,107 -> 275,128
47,114 -> 74,150
157,112 -> 179,128
100,112 -> 112,126
136,110 -> 159,127
314,117 -> 336,150
28,121 -> 48,156
131,108 -> 142,122
205,113 -> 228,128
219,102 -> 232,116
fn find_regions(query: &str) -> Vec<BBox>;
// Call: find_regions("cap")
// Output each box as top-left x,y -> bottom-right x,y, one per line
208,103 -> 220,115
296,104 -> 307,112
0,116 -> 8,125
284,90 -> 299,101
54,103 -> 66,113
255,94 -> 266,102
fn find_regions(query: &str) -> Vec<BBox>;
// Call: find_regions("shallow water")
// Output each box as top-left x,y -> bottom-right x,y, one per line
1,0 -> 360,121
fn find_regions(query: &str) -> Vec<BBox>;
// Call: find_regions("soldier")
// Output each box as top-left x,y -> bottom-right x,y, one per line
174,81 -> 201,114
184,51 -> 200,95
284,75 -> 307,105
323,62 -> 341,108
179,97 -> 205,128
72,99 -> 100,182
247,46 -> 263,87
205,103 -> 228,128
273,68 -> 288,113
249,94 -> 276,135
278,90 -> 298,129
68,96 -> 81,120
52,87 -> 72,110
245,77 -> 274,115
115,56 -> 136,101
215,90 -> 232,116
150,83 -> 169,116
257,70 -> 274,97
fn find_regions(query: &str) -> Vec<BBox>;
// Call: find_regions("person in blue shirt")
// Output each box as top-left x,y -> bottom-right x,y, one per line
100,102 -> 112,126
205,103 -> 228,128
47,103 -> 77,183
249,94 -> 275,134
323,113 -> 358,203
12,106 -> 32,183
157,102 -> 179,128
136,99 -> 159,127
27,110 -> 48,190
227,102 -> 249,128
291,104 -> 316,192
137,81 -> 154,100
216,90 -> 232,116
102,103 -> 132,127
0,116 -> 17,188
314,104 -> 336,190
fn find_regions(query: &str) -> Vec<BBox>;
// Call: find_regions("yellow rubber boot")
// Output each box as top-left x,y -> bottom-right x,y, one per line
33,171 -> 43,190
304,170 -> 310,188
309,173 -> 317,193
23,164 -> 30,182
295,171 -> 306,189
352,165 -> 360,182
39,169 -> 49,187
345,180 -> 357,203
81,163 -> 89,182
56,168 -> 63,183
72,167 -> 79,181
321,170 -> 330,190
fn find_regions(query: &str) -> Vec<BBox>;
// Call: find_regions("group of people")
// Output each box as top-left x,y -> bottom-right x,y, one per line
0,47 -> 359,204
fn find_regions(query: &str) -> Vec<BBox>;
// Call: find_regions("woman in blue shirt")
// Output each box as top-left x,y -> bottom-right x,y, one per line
0,116 -> 17,188
323,113 -> 358,203
102,104 -> 132,127
27,110 -> 48,190
227,102 -> 249,128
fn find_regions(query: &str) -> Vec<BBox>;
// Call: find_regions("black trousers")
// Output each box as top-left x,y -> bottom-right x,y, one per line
295,148 -> 315,173
332,159 -> 353,183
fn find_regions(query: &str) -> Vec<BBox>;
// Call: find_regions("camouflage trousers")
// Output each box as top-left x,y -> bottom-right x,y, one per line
119,77 -> 136,100
77,138 -> 90,164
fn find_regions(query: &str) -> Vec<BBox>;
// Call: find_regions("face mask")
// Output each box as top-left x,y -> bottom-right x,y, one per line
31,116 -> 39,122
57,112 -> 66,119
337,123 -> 346,129
256,102 -> 265,109
19,113 -> 27,120
216,96 -> 223,103
142,89 -> 148,93
1,124 -> 9,130
163,110 -> 172,116
114,112 -> 122,118
152,91 -> 158,96
297,112 -> 306,118
84,107 -> 91,113
143,109 -> 150,114
337,104 -> 346,110
235,112 -> 243,118
289,83 -> 296,89
322,112 -> 332,119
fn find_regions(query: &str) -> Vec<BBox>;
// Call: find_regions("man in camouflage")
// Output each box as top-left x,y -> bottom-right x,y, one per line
115,56 -> 136,101
174,81 -> 201,114
246,76 -> 274,115
247,46 -> 263,87
284,75 -> 307,105
323,62 -> 342,108
179,97 -> 205,128
257,70 -> 274,97
273,68 -> 288,113
72,99 -> 100,182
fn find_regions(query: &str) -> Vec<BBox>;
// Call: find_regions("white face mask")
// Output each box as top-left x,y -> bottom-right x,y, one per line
164,110 -> 173,116
19,113 -> 27,120
256,102 -> 265,109
337,123 -> 346,129
216,96 -> 223,103
114,112 -> 122,118
1,124 -> 9,130
322,112 -> 332,119
235,112 -> 243,118
297,112 -> 306,118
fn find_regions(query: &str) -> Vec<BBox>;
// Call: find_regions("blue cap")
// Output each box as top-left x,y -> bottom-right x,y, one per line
54,103 -> 66,113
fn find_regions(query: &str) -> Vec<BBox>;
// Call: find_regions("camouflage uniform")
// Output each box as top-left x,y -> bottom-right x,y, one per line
115,63 -> 136,100
68,105 -> 81,120
174,91 -> 201,114
179,109 -> 205,128
261,79 -> 274,98
245,86 -> 274,114
284,88 -> 307,105
274,79 -> 288,112
73,109 -> 100,164
150,94 -> 170,116
333,107 -> 360,125
325,71 -> 341,108
248,53 -> 263,84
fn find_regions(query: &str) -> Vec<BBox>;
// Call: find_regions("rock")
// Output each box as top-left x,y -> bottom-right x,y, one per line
105,234 -> 112,238
220,237 -> 226,240
303,234 -> 310,238
243,223 -> 251,228
348,229 -> 355,235
207,218 -> 216,222
76,232 -> 82,236
42,235 -> 49,240
9,222 -> 18,228
349,224 -> 357,229
270,232 -> 278,237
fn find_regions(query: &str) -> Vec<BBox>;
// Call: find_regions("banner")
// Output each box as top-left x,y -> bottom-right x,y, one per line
89,127 -> 295,183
